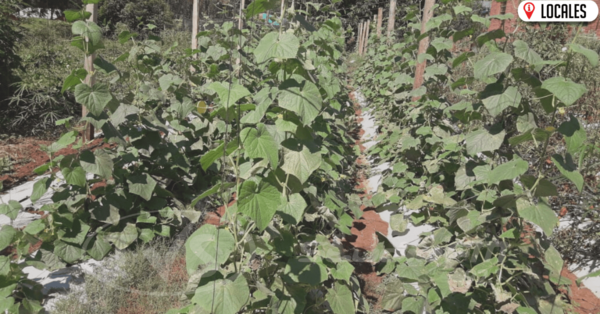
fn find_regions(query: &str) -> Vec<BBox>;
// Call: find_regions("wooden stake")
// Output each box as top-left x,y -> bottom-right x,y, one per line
413,0 -> 435,96
357,22 -> 362,54
83,3 -> 96,141
363,20 -> 371,55
387,0 -> 396,40
377,7 -> 383,37
236,0 -> 245,66
190,0 -> 199,73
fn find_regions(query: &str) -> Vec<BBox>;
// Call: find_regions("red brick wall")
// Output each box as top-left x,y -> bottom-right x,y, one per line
488,0 -> 600,37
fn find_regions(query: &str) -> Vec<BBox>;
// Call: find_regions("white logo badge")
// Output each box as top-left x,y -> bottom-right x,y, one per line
518,1 -> 599,22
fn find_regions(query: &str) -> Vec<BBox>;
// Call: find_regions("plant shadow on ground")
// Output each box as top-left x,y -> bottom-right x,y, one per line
51,237 -> 190,314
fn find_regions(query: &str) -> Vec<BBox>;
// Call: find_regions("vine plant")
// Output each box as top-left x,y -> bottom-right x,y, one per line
352,1 -> 598,313
0,0 -> 371,313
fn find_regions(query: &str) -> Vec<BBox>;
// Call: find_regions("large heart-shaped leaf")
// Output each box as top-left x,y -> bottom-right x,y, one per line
465,128 -> 505,155
192,274 -> 249,314
277,193 -> 307,225
238,180 -> 281,231
551,153 -> 584,192
75,83 -> 112,116
208,82 -> 250,109
473,52 -> 513,79
278,77 -> 323,125
280,139 -> 322,183
327,283 -> 355,314
80,149 -> 113,179
105,223 -> 138,250
185,224 -> 235,275
487,159 -> 529,184
127,174 -> 157,201
482,86 -> 521,117
517,199 -> 557,236
241,123 -> 279,168
513,40 -> 543,71
254,32 -> 299,63
541,77 -> 587,106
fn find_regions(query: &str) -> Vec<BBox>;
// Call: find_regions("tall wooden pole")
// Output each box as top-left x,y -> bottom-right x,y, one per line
413,0 -> 435,96
191,0 -> 199,54
83,3 -> 96,141
387,0 -> 396,40
377,8 -> 383,37
363,20 -> 371,55
236,0 -> 245,66
357,22 -> 361,55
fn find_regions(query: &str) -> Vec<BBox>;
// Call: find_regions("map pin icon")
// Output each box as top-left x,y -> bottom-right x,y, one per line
524,2 -> 535,19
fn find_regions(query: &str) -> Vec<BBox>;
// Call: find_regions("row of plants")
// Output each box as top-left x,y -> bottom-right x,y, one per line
0,0 -> 377,313
351,1 -> 600,313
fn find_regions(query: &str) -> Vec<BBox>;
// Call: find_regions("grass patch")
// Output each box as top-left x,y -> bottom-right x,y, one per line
51,238 -> 190,314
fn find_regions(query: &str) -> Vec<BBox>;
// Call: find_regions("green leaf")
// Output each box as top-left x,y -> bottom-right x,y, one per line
433,228 -> 453,246
552,153 -> 584,192
277,193 -> 307,225
513,40 -> 543,71
465,128 -> 505,155
520,175 -> 558,197
452,52 -> 474,68
118,30 -> 137,44
208,82 -> 250,109
64,9 -> 91,22
487,159 -> 529,184
245,0 -> 279,18
327,283 -> 355,314
517,199 -> 558,236
23,220 -> 45,235
281,139 -> 322,183
193,274 -> 250,314
473,52 -> 513,79
93,56 -> 117,75
278,76 -> 323,125
87,235 -> 112,260
283,256 -> 328,285
254,32 -> 300,63
558,115 -> 587,154
158,74 -> 183,91
105,223 -> 138,250
475,29 -> 505,47
470,257 -> 499,278
200,137 -> 239,171
80,149 -> 113,179
241,124 -> 279,168
431,37 -> 453,51
401,296 -> 425,314
185,224 -> 235,275
380,280 -> 405,311
54,241 -> 84,263
390,214 -> 408,233
0,201 -> 21,221
62,166 -> 86,187
0,226 -> 16,251
62,68 -> 87,93
31,177 -> 52,203
541,77 -> 587,106
570,43 -> 599,66
482,86 -> 521,117
127,174 -> 157,201
238,180 -> 281,231
544,246 -> 564,275
331,261 -> 355,282
75,83 -> 112,116
71,20 -> 104,54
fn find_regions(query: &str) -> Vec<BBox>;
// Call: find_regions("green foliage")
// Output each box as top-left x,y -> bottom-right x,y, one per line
0,0 -> 23,117
99,0 -> 174,36
351,1 -> 599,313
